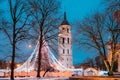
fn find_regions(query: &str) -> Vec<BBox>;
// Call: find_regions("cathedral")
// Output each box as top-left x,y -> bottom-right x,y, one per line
58,12 -> 73,68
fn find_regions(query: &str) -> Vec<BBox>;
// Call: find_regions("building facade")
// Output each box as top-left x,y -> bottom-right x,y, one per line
107,44 -> 120,72
58,12 -> 73,68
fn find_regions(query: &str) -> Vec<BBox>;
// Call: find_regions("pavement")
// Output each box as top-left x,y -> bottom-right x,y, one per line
0,77 -> 69,80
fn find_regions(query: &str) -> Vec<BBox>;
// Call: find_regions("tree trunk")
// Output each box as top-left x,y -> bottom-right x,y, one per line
103,60 -> 113,76
108,70 -> 113,76
36,32 -> 43,78
43,71 -> 47,77
10,46 -> 15,80
10,24 -> 16,80
43,68 -> 50,77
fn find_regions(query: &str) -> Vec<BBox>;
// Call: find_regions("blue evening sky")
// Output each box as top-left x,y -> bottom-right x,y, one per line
61,0 -> 105,65
61,0 -> 103,21
0,0 -> 106,65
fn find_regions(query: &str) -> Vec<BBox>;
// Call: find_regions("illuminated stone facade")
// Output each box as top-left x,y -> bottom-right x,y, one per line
58,12 -> 73,68
107,44 -> 120,72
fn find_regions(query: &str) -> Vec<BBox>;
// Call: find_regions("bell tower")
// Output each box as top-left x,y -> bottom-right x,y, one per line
58,12 -> 73,68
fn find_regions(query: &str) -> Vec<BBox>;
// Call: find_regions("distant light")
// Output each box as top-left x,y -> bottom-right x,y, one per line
28,44 -> 32,48
17,64 -> 20,68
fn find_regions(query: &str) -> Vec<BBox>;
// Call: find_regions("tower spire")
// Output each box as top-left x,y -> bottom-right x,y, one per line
58,11 -> 72,68
61,11 -> 69,25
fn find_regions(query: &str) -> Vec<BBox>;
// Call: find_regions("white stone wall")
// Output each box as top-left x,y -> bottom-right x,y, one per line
58,25 -> 73,68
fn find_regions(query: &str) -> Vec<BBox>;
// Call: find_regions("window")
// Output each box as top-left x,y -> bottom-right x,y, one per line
67,38 -> 69,44
67,58 -> 68,61
67,49 -> 69,54
63,49 -> 65,54
62,38 -> 65,44
62,28 -> 65,32
67,28 -> 69,33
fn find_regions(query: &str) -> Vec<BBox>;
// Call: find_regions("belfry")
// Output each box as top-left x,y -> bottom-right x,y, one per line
58,12 -> 73,68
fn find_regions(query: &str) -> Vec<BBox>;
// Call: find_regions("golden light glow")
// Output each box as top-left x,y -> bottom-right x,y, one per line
5,70 -> 72,77
17,64 -> 20,68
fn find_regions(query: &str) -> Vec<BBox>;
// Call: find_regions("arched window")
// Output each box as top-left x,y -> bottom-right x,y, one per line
62,38 -> 65,44
67,38 -> 69,44
67,28 -> 69,33
63,49 -> 65,54
67,49 -> 69,54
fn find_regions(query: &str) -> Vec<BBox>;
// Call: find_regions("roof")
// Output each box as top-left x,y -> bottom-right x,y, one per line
61,12 -> 69,25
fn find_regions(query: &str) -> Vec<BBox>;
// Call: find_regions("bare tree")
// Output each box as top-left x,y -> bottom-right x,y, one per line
28,0 -> 60,78
103,0 -> 120,23
0,0 -> 30,79
76,12 -> 119,76
84,58 -> 95,68
104,0 -> 120,11
95,56 -> 105,70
